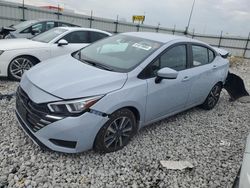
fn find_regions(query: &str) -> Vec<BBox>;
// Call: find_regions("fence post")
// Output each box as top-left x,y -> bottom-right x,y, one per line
18,0 -> 26,21
88,10 -> 94,28
192,29 -> 195,38
218,30 -> 223,48
243,32 -> 250,58
172,25 -> 176,35
136,24 -> 140,32
54,5 -> 62,20
156,23 -> 160,33
114,15 -> 118,33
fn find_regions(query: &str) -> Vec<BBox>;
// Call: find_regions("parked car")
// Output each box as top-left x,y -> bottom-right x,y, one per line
233,134 -> 250,188
15,32 -> 229,153
0,27 -> 111,80
0,19 -> 79,39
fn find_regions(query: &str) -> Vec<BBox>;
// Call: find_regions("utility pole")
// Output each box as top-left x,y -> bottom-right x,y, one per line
114,15 -> 119,33
89,10 -> 93,28
185,0 -> 196,35
57,4 -> 60,20
22,0 -> 25,21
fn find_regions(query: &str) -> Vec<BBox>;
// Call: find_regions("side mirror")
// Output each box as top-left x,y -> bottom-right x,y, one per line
31,28 -> 40,35
155,67 -> 178,83
58,39 -> 68,46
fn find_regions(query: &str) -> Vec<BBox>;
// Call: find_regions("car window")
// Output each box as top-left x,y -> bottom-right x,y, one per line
21,22 -> 45,34
160,45 -> 187,71
192,45 -> 211,66
58,22 -> 72,27
89,32 -> 109,43
21,27 -> 31,33
32,22 -> 45,33
61,31 -> 89,43
46,21 -> 55,31
140,45 -> 187,78
208,49 -> 215,63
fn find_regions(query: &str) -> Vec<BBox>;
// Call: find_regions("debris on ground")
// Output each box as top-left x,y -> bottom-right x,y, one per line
160,160 -> 194,170
224,72 -> 249,101
238,96 -> 250,103
0,92 -> 16,101
219,140 -> 231,147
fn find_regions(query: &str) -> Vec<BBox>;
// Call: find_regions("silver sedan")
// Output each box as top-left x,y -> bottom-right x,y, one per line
15,32 -> 229,153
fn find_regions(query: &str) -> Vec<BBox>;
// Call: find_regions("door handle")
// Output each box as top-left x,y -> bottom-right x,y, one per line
182,76 -> 189,82
212,65 -> 217,69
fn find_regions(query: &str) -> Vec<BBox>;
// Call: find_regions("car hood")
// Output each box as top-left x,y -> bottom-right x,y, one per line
25,54 -> 128,100
0,38 -> 48,50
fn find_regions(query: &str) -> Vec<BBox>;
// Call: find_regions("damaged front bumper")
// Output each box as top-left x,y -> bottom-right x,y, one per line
15,80 -> 110,153
16,106 -> 109,153
0,26 -> 15,39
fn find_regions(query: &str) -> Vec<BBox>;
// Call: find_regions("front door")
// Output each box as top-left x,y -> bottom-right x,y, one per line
142,44 -> 193,122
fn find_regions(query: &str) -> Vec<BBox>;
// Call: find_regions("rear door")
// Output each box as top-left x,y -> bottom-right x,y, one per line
186,44 -> 219,106
142,44 -> 195,122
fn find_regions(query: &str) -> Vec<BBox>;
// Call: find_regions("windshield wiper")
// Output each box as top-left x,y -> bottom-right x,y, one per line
81,57 -> 114,71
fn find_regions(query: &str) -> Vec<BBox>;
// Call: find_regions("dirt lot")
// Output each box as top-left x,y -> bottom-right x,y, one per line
0,60 -> 250,188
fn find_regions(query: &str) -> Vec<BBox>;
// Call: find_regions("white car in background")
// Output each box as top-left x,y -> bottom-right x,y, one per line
0,27 -> 111,80
0,19 -> 80,39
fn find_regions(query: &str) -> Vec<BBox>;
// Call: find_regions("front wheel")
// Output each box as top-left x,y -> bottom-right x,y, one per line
201,83 -> 222,110
8,56 -> 36,81
94,108 -> 137,153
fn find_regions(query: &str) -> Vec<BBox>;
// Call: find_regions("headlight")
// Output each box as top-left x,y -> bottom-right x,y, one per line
0,50 -> 4,55
47,95 -> 103,115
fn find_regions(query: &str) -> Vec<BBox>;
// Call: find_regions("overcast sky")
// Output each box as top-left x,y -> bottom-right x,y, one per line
5,0 -> 250,37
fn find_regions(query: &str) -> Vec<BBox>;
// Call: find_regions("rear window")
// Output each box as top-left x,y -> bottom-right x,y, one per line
89,32 -> 109,43
192,45 -> 215,67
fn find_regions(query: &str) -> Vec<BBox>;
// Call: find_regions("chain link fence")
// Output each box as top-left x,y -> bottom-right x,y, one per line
0,1 -> 249,58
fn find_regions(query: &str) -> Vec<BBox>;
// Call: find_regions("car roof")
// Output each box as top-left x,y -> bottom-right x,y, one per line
123,32 -> 199,44
25,19 -> 79,25
58,27 -> 112,36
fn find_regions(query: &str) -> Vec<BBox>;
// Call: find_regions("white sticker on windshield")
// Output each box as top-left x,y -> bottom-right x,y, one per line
132,43 -> 152,51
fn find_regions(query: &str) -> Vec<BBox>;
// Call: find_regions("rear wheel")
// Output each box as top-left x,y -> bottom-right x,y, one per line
201,83 -> 222,110
94,108 -> 137,153
8,56 -> 37,81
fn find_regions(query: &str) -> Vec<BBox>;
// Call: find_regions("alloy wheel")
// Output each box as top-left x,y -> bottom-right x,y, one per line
9,57 -> 33,80
104,117 -> 133,150
207,85 -> 221,108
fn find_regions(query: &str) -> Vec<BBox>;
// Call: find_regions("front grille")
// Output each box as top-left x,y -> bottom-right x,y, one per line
16,87 -> 58,132
16,111 -> 49,150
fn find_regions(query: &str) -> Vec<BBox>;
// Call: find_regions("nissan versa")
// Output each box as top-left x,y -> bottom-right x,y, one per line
15,32 -> 229,153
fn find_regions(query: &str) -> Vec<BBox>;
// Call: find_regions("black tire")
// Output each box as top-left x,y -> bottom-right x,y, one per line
8,56 -> 37,81
201,83 -> 222,110
94,108 -> 137,153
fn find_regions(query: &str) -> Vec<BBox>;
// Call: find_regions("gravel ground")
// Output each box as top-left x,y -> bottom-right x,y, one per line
0,61 -> 250,188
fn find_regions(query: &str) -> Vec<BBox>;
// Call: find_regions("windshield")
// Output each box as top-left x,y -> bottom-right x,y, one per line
32,28 -> 67,43
76,34 -> 163,72
13,20 -> 37,29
